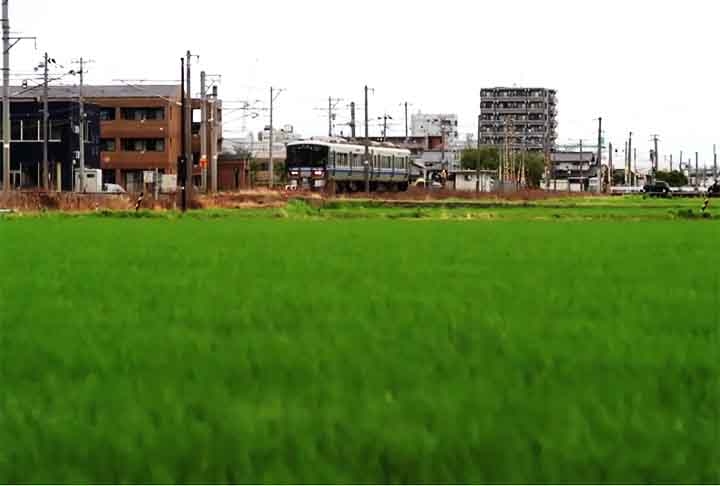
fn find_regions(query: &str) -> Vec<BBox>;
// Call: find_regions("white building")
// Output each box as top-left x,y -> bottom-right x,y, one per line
411,113 -> 459,143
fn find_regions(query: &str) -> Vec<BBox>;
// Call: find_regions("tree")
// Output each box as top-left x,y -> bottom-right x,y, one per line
461,147 -> 500,170
655,170 -> 688,187
522,152 -> 546,188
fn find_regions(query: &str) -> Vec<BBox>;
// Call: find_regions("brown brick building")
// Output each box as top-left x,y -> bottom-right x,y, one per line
14,85 -> 221,191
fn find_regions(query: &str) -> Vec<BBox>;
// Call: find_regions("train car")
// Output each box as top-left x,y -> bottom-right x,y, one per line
286,139 -> 412,192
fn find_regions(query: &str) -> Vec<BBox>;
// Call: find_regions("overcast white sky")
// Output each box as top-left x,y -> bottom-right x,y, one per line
13,0 -> 719,168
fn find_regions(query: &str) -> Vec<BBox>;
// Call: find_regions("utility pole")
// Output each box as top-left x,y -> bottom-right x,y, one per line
210,85 -> 219,193
404,102 -> 409,140
695,151 -> 699,188
713,144 -> 717,181
184,50 -> 193,204
364,85 -> 370,195
78,57 -> 86,192
179,57 -> 187,212
328,96 -> 332,137
651,134 -> 659,182
670,153 -> 673,172
42,52 -> 49,190
200,70 -> 208,193
1,2 -> 33,192
1,0 -> 8,191
624,141 -> 629,186
377,114 -> 392,141
680,150 -> 683,174
579,139 -> 583,192
476,114 -> 481,193
608,142 -> 613,188
268,86 -> 283,188
269,86 -> 274,188
633,148 -> 637,186
349,102 -> 356,139
596,117 -> 602,193
627,132 -> 633,186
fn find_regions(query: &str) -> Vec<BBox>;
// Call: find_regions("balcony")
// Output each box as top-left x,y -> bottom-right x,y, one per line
100,119 -> 169,139
101,150 -> 173,170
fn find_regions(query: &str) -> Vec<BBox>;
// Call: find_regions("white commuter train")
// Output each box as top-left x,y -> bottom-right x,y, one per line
286,139 -> 412,192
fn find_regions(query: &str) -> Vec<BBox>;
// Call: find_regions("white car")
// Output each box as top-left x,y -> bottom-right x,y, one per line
103,183 -> 126,194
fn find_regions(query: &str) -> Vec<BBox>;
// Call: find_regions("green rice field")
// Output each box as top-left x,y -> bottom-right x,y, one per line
1,203 -> 718,483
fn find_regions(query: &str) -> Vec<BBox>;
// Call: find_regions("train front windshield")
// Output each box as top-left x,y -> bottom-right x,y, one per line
286,144 -> 329,168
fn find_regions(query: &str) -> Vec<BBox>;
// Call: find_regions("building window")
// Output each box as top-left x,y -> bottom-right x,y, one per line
49,121 -> 63,141
100,138 -> 116,152
100,108 -> 116,121
120,107 -> 165,121
146,139 -> 165,152
121,138 -> 165,152
11,120 -> 21,140
22,119 -> 40,141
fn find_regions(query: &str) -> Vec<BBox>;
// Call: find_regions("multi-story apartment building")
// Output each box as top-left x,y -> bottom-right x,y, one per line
479,87 -> 557,150
1,99 -> 101,191
12,85 -> 221,191
411,113 -> 459,144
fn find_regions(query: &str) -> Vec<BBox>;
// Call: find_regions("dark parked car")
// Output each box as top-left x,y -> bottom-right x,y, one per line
642,181 -> 672,198
707,181 -> 720,198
